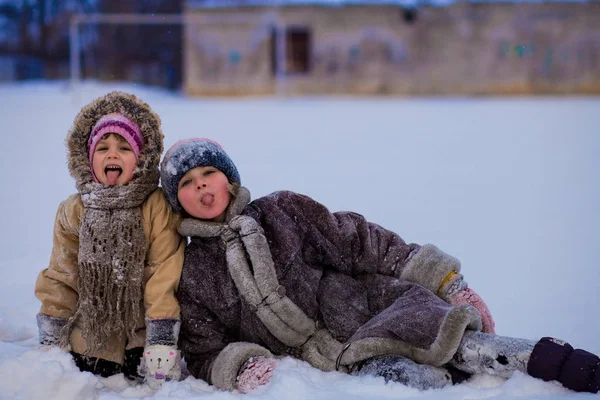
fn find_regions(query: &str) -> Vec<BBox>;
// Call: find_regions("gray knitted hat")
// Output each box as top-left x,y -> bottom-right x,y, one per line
160,138 -> 241,213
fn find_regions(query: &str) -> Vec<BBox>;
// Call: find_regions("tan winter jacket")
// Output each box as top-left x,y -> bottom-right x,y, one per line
35,189 -> 185,363
34,91 -> 185,364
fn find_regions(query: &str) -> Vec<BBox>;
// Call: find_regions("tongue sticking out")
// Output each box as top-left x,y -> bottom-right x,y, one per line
106,170 -> 121,185
201,194 -> 215,206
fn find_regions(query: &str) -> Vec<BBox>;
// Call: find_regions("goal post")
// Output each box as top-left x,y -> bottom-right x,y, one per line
69,12 -> 288,95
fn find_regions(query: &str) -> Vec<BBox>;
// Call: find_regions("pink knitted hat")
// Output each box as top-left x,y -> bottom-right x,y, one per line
88,113 -> 144,181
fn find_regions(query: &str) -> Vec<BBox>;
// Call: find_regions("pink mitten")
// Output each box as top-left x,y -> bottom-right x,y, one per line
448,287 -> 496,334
236,356 -> 276,393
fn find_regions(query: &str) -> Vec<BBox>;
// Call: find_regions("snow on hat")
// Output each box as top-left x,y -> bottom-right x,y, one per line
160,138 -> 241,213
88,113 -> 144,181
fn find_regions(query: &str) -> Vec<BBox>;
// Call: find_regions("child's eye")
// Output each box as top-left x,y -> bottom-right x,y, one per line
96,147 -> 108,152
180,179 -> 191,188
204,170 -> 215,176
120,147 -> 132,152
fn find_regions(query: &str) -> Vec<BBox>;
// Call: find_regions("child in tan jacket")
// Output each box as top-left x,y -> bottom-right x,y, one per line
34,92 -> 185,387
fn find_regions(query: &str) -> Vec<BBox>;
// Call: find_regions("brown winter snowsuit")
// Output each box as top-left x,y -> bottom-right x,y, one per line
177,188 -> 482,390
34,92 -> 185,364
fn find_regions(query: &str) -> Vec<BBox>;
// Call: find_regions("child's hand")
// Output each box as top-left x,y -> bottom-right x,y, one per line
236,356 -> 276,393
142,345 -> 181,389
448,287 -> 495,334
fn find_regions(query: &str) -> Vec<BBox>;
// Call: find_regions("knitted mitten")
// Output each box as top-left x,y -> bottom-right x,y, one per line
142,319 -> 182,389
36,314 -> 70,351
142,345 -> 181,389
447,287 -> 495,334
236,356 -> 276,393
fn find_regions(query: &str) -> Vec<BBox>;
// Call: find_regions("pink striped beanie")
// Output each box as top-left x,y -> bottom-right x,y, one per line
88,113 -> 144,180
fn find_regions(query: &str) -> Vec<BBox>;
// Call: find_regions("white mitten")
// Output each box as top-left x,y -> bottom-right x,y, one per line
142,345 -> 181,389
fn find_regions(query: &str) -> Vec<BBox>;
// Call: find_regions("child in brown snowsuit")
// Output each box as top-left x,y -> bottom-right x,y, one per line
161,137 -> 600,394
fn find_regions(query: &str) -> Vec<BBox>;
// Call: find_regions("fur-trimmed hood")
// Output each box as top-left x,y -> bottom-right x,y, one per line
66,91 -> 163,190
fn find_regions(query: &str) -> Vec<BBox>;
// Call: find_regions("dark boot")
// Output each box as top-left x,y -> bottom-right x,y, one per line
70,352 -> 122,378
123,347 -> 144,382
352,355 -> 453,390
527,337 -> 600,393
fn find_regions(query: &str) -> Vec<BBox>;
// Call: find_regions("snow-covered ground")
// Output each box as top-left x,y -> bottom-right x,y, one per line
0,81 -> 598,399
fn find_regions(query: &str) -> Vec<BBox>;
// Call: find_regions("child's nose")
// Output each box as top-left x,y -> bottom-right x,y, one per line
107,148 -> 118,158
196,180 -> 207,190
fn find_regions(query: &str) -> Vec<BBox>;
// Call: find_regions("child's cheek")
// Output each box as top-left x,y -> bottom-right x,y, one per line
178,189 -> 192,212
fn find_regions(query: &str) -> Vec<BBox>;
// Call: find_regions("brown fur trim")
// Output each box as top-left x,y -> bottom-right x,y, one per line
338,304 -> 482,368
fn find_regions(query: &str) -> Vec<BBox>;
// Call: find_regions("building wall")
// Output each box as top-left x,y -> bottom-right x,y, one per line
184,16 -> 275,95
184,3 -> 600,96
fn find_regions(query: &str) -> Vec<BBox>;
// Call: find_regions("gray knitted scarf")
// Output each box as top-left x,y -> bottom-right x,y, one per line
61,181 -> 157,354
180,188 -> 316,347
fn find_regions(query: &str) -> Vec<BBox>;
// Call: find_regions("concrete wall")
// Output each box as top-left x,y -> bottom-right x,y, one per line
184,2 -> 600,96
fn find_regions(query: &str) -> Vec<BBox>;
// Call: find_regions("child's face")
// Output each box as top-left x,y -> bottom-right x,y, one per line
177,166 -> 231,221
92,133 -> 137,185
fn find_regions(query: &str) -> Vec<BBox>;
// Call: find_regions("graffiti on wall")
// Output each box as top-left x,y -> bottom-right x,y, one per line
495,37 -> 600,77
313,27 -> 408,75
186,8 -> 600,93
190,24 -> 272,80
497,42 -> 536,59
192,24 -> 411,79
494,11 -> 600,78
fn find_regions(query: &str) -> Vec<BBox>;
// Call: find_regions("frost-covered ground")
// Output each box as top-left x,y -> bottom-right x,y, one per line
0,81 -> 598,399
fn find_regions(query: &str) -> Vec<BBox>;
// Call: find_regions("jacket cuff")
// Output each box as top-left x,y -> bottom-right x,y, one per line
210,342 -> 272,391
146,318 -> 180,346
438,272 -> 466,301
399,244 -> 461,295
36,313 -> 67,346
